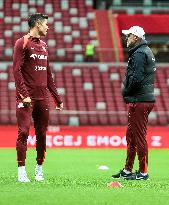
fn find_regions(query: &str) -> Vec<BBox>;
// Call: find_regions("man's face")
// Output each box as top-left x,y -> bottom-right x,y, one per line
126,33 -> 138,48
37,19 -> 49,37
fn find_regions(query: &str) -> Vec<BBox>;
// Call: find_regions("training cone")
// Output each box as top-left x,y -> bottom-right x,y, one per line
107,181 -> 123,188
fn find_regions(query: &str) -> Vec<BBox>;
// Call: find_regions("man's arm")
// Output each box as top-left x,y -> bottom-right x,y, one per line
13,38 -> 29,99
47,60 -> 63,109
123,52 -> 146,96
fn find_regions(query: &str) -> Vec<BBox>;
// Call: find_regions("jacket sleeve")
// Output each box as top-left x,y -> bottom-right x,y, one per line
13,38 -> 29,99
47,60 -> 62,105
123,52 -> 146,96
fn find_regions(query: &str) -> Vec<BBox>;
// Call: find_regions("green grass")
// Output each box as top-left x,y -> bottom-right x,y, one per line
0,149 -> 169,205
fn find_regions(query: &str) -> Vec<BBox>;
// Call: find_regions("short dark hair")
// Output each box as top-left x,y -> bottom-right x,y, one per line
28,13 -> 48,28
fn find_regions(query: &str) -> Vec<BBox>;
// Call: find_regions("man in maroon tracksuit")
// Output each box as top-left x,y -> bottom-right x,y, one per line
13,13 -> 63,182
112,26 -> 156,180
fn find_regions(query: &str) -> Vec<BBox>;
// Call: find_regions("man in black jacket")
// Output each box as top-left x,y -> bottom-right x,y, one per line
112,26 -> 156,180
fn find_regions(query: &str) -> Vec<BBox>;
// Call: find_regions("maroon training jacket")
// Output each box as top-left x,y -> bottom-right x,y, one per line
13,34 -> 62,105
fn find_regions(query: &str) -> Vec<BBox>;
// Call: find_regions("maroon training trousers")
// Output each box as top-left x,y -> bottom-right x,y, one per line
16,99 -> 49,166
124,102 -> 154,173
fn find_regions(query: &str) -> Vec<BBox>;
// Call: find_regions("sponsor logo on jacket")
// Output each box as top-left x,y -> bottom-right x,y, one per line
35,66 -> 47,71
30,54 -> 47,60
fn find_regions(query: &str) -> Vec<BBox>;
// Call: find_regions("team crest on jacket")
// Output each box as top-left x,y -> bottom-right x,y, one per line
42,46 -> 46,52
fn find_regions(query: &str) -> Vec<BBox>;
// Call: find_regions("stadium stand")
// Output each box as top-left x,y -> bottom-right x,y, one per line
111,0 -> 169,14
0,0 -> 99,62
0,63 -> 169,125
0,0 -> 169,126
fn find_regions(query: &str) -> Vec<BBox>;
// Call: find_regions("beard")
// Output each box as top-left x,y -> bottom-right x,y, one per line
127,41 -> 135,48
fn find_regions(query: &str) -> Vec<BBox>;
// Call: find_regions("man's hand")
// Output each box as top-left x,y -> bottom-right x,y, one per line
56,102 -> 63,111
23,97 -> 32,107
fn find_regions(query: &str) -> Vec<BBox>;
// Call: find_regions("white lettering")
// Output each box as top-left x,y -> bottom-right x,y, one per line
27,135 -> 82,147
122,136 -> 127,146
46,135 -> 53,147
53,135 -> 82,147
151,136 -> 162,147
110,136 -> 122,146
87,135 -> 127,147
30,53 -> 47,60
87,135 -> 96,146
53,135 -> 63,146
27,135 -> 127,148
97,136 -> 109,146
35,66 -> 47,71
64,135 -> 74,146
39,54 -> 47,60
74,135 -> 82,146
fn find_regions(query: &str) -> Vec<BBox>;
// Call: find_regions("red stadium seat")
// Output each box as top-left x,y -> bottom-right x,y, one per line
0,1 -> 169,125
1,64 -> 169,125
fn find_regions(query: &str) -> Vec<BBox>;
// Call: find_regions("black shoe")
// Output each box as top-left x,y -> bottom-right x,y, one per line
125,171 -> 149,180
112,169 -> 132,179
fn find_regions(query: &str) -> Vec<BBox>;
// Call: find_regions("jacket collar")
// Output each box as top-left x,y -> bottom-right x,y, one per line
128,39 -> 147,56
27,33 -> 40,43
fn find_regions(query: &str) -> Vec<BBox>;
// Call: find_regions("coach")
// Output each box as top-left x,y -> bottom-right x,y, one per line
112,26 -> 156,180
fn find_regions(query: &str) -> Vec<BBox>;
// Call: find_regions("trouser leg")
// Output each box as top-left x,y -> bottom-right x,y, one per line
128,102 -> 154,173
32,100 -> 49,165
16,102 -> 32,166
125,103 -> 137,172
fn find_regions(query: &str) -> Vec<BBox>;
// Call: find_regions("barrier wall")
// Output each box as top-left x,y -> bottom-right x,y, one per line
0,125 -> 169,148
116,14 -> 169,34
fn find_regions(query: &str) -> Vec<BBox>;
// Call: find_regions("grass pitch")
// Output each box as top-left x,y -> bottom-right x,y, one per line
0,149 -> 169,205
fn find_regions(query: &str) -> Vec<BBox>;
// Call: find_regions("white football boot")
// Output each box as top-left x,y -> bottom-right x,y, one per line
35,164 -> 44,181
18,166 -> 30,183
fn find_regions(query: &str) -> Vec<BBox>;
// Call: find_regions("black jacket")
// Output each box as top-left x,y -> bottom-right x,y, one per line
122,39 -> 156,103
